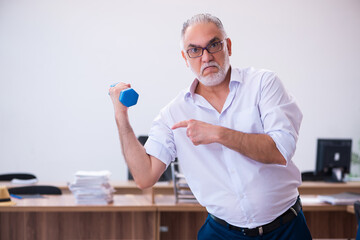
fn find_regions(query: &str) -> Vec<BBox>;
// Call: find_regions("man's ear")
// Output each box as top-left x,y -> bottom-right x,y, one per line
226,38 -> 232,56
181,50 -> 189,67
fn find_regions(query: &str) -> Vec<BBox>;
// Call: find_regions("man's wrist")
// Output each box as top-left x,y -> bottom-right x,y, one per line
216,126 -> 244,148
215,125 -> 227,144
114,109 -> 128,121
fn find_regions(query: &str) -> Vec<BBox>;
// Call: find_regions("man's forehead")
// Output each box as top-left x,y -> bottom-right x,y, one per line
183,22 -> 224,48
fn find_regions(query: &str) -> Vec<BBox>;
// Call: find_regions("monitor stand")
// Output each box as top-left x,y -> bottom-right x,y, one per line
325,168 -> 345,182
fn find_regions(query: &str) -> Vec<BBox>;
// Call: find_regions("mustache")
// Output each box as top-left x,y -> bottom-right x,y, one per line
200,62 -> 220,75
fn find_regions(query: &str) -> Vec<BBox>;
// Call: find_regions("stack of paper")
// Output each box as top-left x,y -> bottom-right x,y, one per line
317,192 -> 360,205
69,170 -> 115,205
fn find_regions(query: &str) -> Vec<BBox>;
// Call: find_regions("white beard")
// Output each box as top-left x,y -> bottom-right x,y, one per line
190,53 -> 230,87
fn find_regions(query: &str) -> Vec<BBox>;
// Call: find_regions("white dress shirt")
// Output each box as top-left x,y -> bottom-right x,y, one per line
144,67 -> 303,228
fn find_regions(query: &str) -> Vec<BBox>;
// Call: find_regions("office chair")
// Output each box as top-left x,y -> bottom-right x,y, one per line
354,201 -> 360,240
8,185 -> 62,195
0,173 -> 36,181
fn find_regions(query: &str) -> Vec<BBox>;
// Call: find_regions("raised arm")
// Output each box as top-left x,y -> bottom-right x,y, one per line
172,120 -> 286,165
109,83 -> 166,189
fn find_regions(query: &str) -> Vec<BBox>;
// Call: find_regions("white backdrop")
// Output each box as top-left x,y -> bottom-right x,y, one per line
1,0 -> 359,182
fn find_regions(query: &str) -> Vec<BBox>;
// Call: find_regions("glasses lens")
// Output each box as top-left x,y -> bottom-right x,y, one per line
187,47 -> 202,58
186,40 -> 224,58
207,41 -> 223,53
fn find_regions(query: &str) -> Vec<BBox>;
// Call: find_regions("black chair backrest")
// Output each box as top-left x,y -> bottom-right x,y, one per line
138,135 -> 148,145
0,173 -> 36,181
8,186 -> 62,195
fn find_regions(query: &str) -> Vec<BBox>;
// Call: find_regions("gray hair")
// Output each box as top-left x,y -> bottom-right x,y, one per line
180,13 -> 227,49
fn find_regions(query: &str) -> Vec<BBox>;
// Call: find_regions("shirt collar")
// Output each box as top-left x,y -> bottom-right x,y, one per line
184,78 -> 199,101
184,67 -> 243,101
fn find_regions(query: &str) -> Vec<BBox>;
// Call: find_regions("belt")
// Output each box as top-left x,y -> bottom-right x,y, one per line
209,197 -> 302,237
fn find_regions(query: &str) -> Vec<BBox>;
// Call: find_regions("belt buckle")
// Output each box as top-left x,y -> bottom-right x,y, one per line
258,226 -> 263,236
290,207 -> 298,217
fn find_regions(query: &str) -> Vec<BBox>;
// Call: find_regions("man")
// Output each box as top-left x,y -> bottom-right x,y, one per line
109,13 -> 311,239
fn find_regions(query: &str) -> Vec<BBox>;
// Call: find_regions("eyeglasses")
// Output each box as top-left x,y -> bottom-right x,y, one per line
186,39 -> 226,58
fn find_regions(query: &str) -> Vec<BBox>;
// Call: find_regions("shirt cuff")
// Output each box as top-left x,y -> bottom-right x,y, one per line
268,130 -> 296,166
144,138 -> 173,168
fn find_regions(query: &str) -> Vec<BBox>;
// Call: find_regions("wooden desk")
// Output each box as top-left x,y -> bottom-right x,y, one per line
5,180 -> 360,196
0,194 -> 357,240
149,180 -> 360,196
0,195 -> 157,240
154,180 -> 360,195
154,194 -> 357,239
299,181 -> 359,238
300,195 -> 357,238
299,181 -> 360,195
2,181 -> 359,239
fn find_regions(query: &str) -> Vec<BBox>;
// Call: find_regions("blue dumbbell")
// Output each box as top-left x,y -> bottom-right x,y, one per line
119,88 -> 139,107
109,83 -> 139,107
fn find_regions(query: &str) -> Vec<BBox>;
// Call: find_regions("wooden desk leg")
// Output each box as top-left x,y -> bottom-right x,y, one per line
156,211 -> 161,240
159,211 -> 207,240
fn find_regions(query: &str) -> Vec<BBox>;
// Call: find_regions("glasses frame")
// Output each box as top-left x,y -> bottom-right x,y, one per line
186,39 -> 226,58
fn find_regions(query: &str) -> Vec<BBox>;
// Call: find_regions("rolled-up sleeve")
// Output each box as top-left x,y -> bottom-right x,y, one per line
259,73 -> 303,164
144,109 -> 177,168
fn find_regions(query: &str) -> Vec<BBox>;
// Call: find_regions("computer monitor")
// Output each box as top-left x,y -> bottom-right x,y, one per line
315,139 -> 352,182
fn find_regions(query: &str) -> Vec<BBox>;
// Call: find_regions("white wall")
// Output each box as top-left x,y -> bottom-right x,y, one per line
1,0 -> 359,182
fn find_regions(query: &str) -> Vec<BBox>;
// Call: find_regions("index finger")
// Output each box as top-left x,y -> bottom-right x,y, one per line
171,120 -> 189,130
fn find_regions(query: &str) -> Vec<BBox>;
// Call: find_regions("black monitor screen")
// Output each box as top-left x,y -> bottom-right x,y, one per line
315,139 -> 352,179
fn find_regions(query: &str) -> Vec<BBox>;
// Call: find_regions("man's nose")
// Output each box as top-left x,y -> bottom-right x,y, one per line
201,48 -> 214,62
